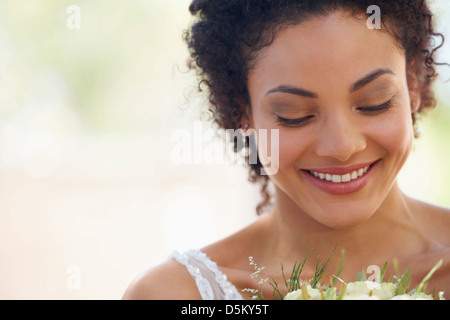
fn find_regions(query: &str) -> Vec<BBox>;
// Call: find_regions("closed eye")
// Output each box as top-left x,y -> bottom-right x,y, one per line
275,114 -> 314,127
357,99 -> 393,114
275,99 -> 392,127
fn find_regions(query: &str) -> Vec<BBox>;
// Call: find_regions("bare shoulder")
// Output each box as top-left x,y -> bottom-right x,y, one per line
410,246 -> 450,299
407,197 -> 450,246
122,258 -> 201,300
123,217 -> 267,300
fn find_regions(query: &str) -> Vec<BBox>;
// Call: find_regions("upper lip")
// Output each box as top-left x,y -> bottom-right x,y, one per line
302,159 -> 380,175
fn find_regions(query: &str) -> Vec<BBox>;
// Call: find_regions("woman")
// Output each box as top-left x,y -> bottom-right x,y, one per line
124,0 -> 450,300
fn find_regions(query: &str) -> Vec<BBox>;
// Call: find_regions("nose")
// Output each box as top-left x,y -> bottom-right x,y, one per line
314,114 -> 367,162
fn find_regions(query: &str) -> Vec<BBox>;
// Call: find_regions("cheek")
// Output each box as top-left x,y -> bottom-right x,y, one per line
276,132 -> 311,170
270,129 -> 314,173
251,112 -> 306,172
372,106 -> 414,160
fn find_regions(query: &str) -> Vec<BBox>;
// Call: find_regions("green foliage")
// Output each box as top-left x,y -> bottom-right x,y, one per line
243,250 -> 445,300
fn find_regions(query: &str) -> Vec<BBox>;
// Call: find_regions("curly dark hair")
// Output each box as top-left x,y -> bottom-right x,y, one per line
183,0 -> 446,215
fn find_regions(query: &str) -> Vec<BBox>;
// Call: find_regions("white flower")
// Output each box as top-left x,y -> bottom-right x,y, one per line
342,294 -> 380,300
284,285 -> 323,300
284,290 -> 303,300
345,281 -> 396,300
390,292 -> 445,300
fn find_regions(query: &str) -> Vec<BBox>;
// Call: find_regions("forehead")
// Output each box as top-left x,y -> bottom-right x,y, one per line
248,11 -> 406,95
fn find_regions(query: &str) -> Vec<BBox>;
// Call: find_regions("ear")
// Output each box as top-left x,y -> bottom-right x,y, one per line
406,61 -> 421,113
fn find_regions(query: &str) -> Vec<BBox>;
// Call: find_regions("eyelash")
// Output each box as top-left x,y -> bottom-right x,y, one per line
275,99 -> 393,127
357,99 -> 393,114
275,115 -> 314,127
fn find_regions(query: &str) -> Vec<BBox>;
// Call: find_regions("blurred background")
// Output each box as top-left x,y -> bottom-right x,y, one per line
0,0 -> 448,299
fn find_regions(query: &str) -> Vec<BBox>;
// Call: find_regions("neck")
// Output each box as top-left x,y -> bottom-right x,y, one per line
260,183 -> 429,276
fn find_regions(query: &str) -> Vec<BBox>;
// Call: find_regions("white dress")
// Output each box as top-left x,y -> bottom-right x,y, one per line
170,249 -> 244,300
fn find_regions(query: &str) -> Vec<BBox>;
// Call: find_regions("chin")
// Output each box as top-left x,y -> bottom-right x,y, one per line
296,197 -> 381,230
316,210 -> 374,230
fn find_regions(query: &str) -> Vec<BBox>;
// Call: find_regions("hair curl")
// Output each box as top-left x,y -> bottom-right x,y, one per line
183,0 -> 446,215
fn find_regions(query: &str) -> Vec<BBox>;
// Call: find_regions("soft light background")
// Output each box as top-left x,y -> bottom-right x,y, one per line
0,0 -> 448,299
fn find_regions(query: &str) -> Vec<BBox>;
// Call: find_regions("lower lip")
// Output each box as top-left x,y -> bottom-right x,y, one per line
301,161 -> 380,195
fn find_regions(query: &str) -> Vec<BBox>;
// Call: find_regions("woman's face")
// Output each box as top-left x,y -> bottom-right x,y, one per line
247,11 -> 415,229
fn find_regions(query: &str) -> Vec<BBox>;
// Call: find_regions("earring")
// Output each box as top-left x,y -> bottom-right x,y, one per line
414,122 -> 422,139
412,109 -> 422,138
241,123 -> 252,157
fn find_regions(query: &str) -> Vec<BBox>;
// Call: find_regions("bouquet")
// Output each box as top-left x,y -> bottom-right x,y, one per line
243,249 -> 445,300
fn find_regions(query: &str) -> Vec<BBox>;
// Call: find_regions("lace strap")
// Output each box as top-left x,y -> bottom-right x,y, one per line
170,249 -> 243,300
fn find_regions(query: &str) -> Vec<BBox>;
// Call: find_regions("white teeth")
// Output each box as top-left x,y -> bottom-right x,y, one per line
341,173 -> 351,182
309,165 -> 371,183
332,175 -> 341,183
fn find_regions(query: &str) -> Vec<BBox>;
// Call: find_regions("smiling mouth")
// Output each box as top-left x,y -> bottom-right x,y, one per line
307,164 -> 371,183
303,160 -> 380,184
301,160 -> 381,195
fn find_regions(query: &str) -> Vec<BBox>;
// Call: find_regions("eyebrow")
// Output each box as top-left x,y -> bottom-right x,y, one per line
350,68 -> 394,92
265,68 -> 395,98
265,85 -> 318,98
